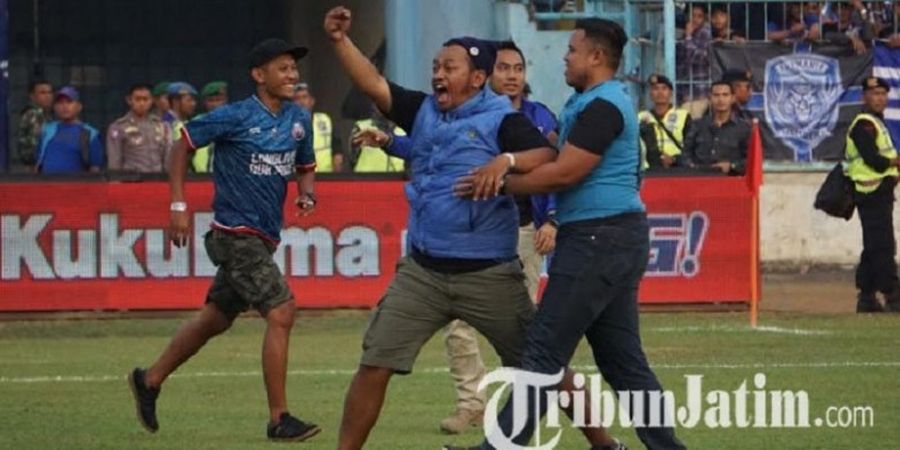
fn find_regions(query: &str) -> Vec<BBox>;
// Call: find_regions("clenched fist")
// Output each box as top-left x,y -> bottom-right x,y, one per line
324,6 -> 352,42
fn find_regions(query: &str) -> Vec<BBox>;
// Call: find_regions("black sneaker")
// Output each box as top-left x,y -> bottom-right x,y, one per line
883,290 -> 900,313
267,412 -> 321,442
592,439 -> 628,450
442,440 -> 626,450
856,293 -> 884,313
127,367 -> 160,433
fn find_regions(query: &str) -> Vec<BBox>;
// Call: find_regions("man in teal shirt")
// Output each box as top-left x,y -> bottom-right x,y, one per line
453,19 -> 686,450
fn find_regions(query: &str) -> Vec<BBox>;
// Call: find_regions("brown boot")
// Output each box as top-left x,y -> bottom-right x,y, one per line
439,408 -> 484,434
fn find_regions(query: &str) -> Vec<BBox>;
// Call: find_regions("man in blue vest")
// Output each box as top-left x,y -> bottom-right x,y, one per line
452,19 -> 686,450
325,7 -> 619,450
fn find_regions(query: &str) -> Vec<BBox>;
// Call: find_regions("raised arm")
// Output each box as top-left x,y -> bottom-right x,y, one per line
325,7 -> 392,114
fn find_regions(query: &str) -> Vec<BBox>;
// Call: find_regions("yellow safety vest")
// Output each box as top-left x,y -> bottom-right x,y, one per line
313,112 -> 333,172
174,119 -> 213,173
637,107 -> 689,157
188,113 -> 213,173
845,113 -> 899,193
172,119 -> 184,142
639,137 -> 649,171
352,119 -> 406,172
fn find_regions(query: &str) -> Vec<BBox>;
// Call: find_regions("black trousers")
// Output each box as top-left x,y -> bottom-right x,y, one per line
482,213 -> 685,450
854,179 -> 898,295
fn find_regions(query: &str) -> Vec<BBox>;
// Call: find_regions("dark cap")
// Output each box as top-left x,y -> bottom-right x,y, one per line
443,37 -> 498,77
55,86 -> 80,102
152,81 -> 171,97
722,68 -> 753,84
248,38 -> 308,69
167,81 -> 198,97
201,81 -> 228,98
862,76 -> 890,92
647,74 -> 673,90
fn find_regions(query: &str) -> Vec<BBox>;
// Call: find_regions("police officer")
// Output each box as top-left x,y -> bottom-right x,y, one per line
845,76 -> 900,313
722,68 -> 754,122
293,83 -> 343,172
638,74 -> 691,169
167,82 -> 198,143
107,83 -> 172,173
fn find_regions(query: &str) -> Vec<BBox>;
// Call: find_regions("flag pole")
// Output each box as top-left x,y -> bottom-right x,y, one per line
750,185 -> 760,329
748,119 -> 763,329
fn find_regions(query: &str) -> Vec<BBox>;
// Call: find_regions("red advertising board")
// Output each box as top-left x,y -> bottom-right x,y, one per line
0,178 -> 751,311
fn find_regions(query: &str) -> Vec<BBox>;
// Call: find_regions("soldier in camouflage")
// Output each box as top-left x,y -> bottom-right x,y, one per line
16,80 -> 53,170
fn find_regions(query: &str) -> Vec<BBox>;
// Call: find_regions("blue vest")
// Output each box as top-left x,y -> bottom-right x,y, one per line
406,88 -> 517,259
556,80 -> 644,223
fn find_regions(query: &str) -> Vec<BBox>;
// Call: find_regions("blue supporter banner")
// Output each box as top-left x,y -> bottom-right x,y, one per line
873,42 -> 900,148
712,42 -> 871,162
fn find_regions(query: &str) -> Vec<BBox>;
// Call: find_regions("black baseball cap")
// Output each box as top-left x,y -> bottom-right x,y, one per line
722,68 -> 753,84
248,38 -> 308,69
862,76 -> 890,92
647,74 -> 673,90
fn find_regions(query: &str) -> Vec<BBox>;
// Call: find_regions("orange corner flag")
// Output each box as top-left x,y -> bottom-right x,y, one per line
746,119 -> 764,193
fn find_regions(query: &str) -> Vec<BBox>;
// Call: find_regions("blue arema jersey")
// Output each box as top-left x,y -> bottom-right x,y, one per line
184,96 -> 315,242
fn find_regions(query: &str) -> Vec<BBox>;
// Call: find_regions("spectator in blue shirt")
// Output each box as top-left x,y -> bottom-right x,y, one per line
35,86 -> 104,174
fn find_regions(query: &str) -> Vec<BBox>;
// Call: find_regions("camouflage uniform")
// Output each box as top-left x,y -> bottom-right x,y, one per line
106,112 -> 172,173
16,104 -> 50,166
203,229 -> 292,321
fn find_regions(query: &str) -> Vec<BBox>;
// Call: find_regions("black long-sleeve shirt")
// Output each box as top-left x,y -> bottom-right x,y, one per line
849,112 -> 892,173
684,113 -> 750,175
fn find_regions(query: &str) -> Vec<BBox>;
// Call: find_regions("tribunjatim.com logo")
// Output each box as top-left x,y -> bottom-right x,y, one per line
480,369 -> 875,450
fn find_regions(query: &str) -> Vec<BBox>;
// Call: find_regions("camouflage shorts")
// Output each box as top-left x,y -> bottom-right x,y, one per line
204,229 -> 292,320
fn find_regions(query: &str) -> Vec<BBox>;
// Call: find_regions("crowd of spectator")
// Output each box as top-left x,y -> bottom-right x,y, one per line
14,79 -> 401,176
678,1 -> 900,102
15,2 -> 900,177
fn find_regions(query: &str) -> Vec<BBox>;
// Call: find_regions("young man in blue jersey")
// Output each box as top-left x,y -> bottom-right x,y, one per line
452,19 -> 686,450
128,38 -> 321,443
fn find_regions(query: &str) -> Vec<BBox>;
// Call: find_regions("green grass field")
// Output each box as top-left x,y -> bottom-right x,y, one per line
0,311 -> 897,449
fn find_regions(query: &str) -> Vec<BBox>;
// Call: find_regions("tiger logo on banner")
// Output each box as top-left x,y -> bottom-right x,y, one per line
764,53 -> 843,162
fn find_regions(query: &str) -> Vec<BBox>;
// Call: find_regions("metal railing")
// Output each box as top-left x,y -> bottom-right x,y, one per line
515,1 -> 898,103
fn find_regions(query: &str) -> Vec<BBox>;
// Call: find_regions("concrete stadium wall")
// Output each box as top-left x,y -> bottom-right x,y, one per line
494,2 -> 572,115
759,172 -> 894,268
287,0 -> 387,159
386,0 -> 498,91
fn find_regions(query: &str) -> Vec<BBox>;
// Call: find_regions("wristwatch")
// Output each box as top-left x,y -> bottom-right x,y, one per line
170,201 -> 188,212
